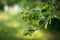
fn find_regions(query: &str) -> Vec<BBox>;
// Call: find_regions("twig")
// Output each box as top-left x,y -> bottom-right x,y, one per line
35,15 -> 51,30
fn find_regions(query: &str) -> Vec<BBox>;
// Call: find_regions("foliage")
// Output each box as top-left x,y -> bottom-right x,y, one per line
22,0 -> 60,36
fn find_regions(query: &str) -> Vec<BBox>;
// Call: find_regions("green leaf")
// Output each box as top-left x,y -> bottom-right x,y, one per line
32,20 -> 39,26
49,19 -> 51,24
44,22 -> 48,29
42,4 -> 49,10
24,27 -> 35,36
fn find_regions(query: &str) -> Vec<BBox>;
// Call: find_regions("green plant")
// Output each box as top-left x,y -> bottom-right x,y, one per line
22,0 -> 60,36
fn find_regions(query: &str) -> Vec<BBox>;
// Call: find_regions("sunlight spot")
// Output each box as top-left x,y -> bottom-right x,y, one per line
9,6 -> 14,13
8,5 -> 19,15
4,5 -> 9,12
24,35 -> 32,39
13,5 -> 19,11
7,22 -> 20,28
0,14 -> 9,20
16,29 -> 24,38
24,29 -> 53,40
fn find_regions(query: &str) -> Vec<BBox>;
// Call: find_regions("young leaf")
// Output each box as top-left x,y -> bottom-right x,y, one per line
44,22 -> 48,29
49,19 -> 51,24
